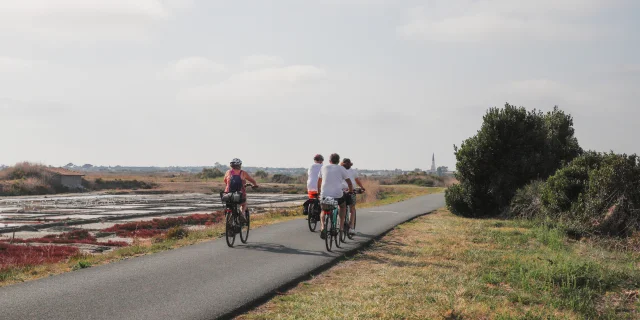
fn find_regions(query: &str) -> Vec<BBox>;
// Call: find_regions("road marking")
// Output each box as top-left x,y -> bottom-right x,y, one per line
369,210 -> 401,214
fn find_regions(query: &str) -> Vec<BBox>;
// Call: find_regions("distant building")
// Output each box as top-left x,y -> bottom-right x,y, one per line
47,168 -> 85,189
428,154 -> 436,173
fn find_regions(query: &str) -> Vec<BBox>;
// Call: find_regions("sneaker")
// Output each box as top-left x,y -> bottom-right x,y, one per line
320,229 -> 327,240
349,228 -> 356,236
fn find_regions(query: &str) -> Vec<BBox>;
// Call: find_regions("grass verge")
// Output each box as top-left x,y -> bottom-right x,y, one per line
359,185 -> 446,208
239,208 -> 640,319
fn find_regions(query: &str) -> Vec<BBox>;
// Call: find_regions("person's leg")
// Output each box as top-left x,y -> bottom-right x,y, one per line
339,201 -> 346,231
350,205 -> 356,228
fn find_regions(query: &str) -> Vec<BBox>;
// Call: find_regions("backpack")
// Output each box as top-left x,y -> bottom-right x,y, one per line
228,170 -> 244,193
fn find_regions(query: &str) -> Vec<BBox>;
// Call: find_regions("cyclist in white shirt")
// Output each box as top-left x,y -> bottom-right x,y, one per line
317,153 -> 353,240
303,154 -> 324,215
341,158 -> 365,236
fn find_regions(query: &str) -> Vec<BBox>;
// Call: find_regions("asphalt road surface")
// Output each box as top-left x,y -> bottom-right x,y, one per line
1,193 -> 445,320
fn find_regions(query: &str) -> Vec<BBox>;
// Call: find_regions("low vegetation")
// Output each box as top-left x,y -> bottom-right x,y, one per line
102,212 -> 224,237
86,178 -> 158,191
0,162 -> 67,196
1,230 -> 127,247
241,209 -> 640,319
378,171 -> 454,188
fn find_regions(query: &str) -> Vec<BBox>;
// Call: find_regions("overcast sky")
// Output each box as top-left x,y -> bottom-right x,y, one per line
1,0 -> 638,170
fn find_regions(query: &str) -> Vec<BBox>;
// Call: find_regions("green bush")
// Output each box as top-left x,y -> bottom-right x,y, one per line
534,152 -> 640,236
446,104 -> 581,217
255,170 -> 268,179
508,180 -> 545,219
198,168 -> 224,179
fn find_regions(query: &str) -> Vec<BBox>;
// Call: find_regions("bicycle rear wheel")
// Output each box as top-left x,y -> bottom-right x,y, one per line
307,203 -> 317,232
324,212 -> 332,252
225,211 -> 236,247
240,210 -> 250,244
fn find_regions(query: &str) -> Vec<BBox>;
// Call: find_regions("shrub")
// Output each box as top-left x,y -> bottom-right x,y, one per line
446,104 -> 581,217
271,174 -> 294,184
165,226 -> 189,240
508,180 -> 545,219
525,152 -> 640,236
255,170 -> 268,179
198,168 -> 224,179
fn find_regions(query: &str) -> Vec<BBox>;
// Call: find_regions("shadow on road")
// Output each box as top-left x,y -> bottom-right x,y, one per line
236,242 -> 333,257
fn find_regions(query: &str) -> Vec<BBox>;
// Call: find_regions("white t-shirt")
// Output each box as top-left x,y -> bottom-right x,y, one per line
341,168 -> 358,190
318,164 -> 349,199
306,163 -> 323,191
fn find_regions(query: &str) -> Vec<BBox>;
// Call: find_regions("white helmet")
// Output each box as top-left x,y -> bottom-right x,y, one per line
230,158 -> 242,166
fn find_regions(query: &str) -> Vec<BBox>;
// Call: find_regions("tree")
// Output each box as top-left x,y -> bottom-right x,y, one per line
198,168 -> 224,179
255,170 -> 268,179
445,103 -> 581,217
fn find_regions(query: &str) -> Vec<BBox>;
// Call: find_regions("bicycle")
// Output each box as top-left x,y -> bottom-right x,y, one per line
220,184 -> 255,247
306,194 -> 321,232
341,188 -> 364,242
320,197 -> 341,252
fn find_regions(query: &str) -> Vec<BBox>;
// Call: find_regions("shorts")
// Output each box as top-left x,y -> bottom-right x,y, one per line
344,192 -> 356,206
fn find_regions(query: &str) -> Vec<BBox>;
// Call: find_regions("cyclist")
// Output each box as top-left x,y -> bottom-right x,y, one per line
303,154 -> 324,215
317,153 -> 353,240
341,158 -> 365,236
223,158 -> 259,222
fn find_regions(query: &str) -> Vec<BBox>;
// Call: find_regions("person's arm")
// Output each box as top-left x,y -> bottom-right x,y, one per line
345,178 -> 354,193
244,172 -> 259,187
317,177 -> 322,195
223,171 -> 229,185
355,178 -> 365,190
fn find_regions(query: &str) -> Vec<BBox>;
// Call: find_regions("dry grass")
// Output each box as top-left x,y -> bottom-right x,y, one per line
240,209 -> 640,320
359,184 -> 446,208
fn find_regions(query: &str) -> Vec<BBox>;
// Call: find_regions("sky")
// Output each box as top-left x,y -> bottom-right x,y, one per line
1,0 -> 639,170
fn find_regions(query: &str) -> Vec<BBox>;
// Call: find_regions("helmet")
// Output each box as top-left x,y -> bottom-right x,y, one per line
313,154 -> 324,162
230,158 -> 242,166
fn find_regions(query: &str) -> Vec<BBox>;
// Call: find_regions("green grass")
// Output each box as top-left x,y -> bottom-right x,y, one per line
240,208 -> 640,319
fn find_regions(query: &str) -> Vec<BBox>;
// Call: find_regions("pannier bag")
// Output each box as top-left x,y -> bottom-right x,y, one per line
221,191 -> 243,204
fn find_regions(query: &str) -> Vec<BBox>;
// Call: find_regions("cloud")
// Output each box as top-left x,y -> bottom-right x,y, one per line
162,57 -> 226,81
178,64 -> 328,104
0,56 -> 36,73
397,0 -> 625,43
243,55 -> 285,70
0,0 -> 190,40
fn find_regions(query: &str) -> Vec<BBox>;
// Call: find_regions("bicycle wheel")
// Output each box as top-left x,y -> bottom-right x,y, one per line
225,211 -> 236,247
324,212 -> 332,252
307,203 -> 317,232
240,210 -> 250,244
333,209 -> 341,249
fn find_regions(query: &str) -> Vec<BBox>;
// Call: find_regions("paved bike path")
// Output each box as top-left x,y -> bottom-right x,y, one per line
0,193 -> 445,320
